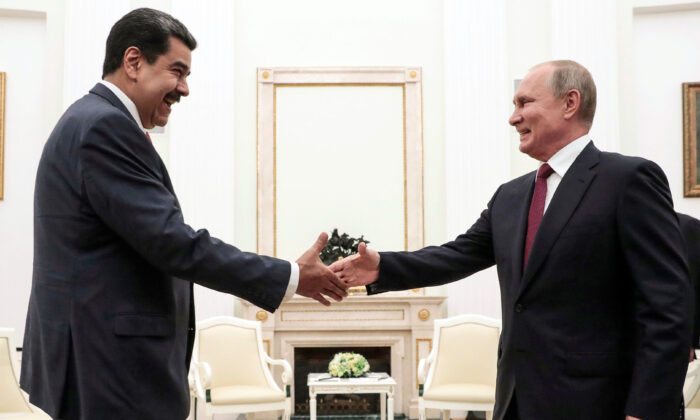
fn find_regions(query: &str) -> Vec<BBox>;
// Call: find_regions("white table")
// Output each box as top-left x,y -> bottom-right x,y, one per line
307,372 -> 397,420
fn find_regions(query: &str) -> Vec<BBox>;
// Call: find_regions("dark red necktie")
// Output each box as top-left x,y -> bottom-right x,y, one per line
523,163 -> 554,269
145,132 -> 152,142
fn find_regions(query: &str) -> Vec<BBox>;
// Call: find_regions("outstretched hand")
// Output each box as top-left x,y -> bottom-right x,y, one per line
296,232 -> 348,306
328,242 -> 380,287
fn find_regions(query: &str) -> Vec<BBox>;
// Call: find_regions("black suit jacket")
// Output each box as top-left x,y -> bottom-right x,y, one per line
678,213 -> 700,348
368,142 -> 691,420
21,83 -> 290,420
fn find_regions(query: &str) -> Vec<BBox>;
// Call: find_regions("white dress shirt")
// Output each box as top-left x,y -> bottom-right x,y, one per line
539,134 -> 591,212
98,80 -> 300,301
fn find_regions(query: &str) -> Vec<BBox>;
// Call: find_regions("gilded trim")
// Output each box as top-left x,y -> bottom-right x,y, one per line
420,70 -> 425,247
683,82 -> 700,196
273,84 -> 278,255
0,72 -> 5,200
403,84 -> 408,250
257,68 -> 425,259
263,339 -> 271,355
256,310 -> 269,322
280,308 -> 405,322
256,72 -> 260,252
417,309 -> 430,321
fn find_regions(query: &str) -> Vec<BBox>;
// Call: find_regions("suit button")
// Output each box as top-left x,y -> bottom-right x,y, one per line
515,304 -> 523,313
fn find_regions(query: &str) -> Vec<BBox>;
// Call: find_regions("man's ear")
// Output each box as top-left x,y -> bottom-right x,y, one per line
563,89 -> 581,121
123,46 -> 142,81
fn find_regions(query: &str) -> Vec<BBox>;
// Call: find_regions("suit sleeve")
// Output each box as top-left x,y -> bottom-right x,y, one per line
79,113 -> 289,312
368,188 -> 498,294
618,161 -> 692,419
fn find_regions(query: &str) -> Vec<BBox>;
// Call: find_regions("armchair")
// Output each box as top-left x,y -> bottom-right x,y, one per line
417,314 -> 501,420
0,328 -> 50,419
685,359 -> 700,420
190,316 -> 292,420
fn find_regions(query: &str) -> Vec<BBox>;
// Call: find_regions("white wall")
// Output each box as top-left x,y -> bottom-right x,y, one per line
443,0 -> 509,318
169,0 -> 238,320
0,10 -> 48,345
633,5 -> 700,217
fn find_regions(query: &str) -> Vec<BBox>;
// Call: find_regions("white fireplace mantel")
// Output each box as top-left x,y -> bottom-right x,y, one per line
242,294 -> 446,418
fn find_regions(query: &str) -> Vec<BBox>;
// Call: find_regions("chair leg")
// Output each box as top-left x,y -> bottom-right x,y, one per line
485,411 -> 493,420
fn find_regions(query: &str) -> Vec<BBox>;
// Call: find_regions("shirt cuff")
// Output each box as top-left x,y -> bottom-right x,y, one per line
282,262 -> 299,302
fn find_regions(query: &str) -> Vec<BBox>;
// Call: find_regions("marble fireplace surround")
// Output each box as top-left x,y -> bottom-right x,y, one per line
242,294 -> 445,419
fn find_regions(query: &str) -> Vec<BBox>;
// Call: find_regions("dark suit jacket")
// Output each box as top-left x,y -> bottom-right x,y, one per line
678,213 -> 700,348
21,83 -> 290,420
368,142 -> 691,420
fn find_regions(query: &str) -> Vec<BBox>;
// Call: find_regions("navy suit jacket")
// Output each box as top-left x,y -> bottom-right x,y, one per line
21,83 -> 290,420
368,142 -> 691,420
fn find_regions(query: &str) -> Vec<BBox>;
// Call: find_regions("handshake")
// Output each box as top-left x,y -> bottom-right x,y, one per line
295,232 -> 381,306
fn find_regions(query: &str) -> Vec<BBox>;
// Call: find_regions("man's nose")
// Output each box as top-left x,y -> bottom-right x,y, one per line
509,110 -> 521,126
178,79 -> 189,97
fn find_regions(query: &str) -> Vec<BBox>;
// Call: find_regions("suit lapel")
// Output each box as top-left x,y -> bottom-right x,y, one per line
89,83 -> 162,172
518,142 -> 600,295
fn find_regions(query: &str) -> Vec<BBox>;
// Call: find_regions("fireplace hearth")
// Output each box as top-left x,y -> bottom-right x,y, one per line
242,294 -> 446,418
294,347 -> 391,415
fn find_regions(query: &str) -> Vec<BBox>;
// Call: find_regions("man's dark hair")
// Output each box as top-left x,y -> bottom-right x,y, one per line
102,8 -> 197,78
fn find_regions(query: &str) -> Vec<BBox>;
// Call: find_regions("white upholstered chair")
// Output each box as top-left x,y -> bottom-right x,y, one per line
0,328 -> 50,419
190,316 -> 292,420
685,359 -> 700,420
418,314 -> 501,420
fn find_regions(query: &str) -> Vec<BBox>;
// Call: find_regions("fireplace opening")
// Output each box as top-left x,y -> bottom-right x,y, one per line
294,346 -> 391,415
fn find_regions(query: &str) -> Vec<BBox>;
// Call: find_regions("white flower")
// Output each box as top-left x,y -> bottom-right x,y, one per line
328,352 -> 371,378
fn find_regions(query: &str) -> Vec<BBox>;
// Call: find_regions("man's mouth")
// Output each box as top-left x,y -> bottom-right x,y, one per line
518,129 -> 531,136
163,94 -> 180,109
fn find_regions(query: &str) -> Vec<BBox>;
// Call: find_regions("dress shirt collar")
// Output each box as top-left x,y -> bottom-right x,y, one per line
540,134 -> 591,178
99,80 -> 147,133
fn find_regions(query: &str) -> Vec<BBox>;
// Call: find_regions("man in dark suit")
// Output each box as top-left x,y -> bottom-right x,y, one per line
331,60 -> 691,420
678,213 -> 700,355
677,212 -> 700,420
21,8 -> 346,420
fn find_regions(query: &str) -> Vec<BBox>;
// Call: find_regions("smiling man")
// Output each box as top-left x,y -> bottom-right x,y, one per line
21,8 -> 347,420
331,60 -> 691,420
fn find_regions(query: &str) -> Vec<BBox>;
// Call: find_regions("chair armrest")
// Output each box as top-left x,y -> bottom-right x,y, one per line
418,358 -> 427,384
264,353 -> 293,385
191,361 -> 212,401
418,346 -> 437,384
685,359 -> 700,402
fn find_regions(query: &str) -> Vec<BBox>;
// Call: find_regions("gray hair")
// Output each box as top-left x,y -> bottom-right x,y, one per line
535,60 -> 597,127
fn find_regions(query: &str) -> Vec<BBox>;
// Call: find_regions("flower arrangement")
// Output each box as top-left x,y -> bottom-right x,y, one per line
328,352 -> 370,378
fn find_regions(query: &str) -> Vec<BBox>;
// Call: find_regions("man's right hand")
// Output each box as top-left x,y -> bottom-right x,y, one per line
328,242 -> 380,287
296,232 -> 348,306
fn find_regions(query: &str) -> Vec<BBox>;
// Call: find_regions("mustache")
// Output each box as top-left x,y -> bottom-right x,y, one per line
165,92 -> 181,103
